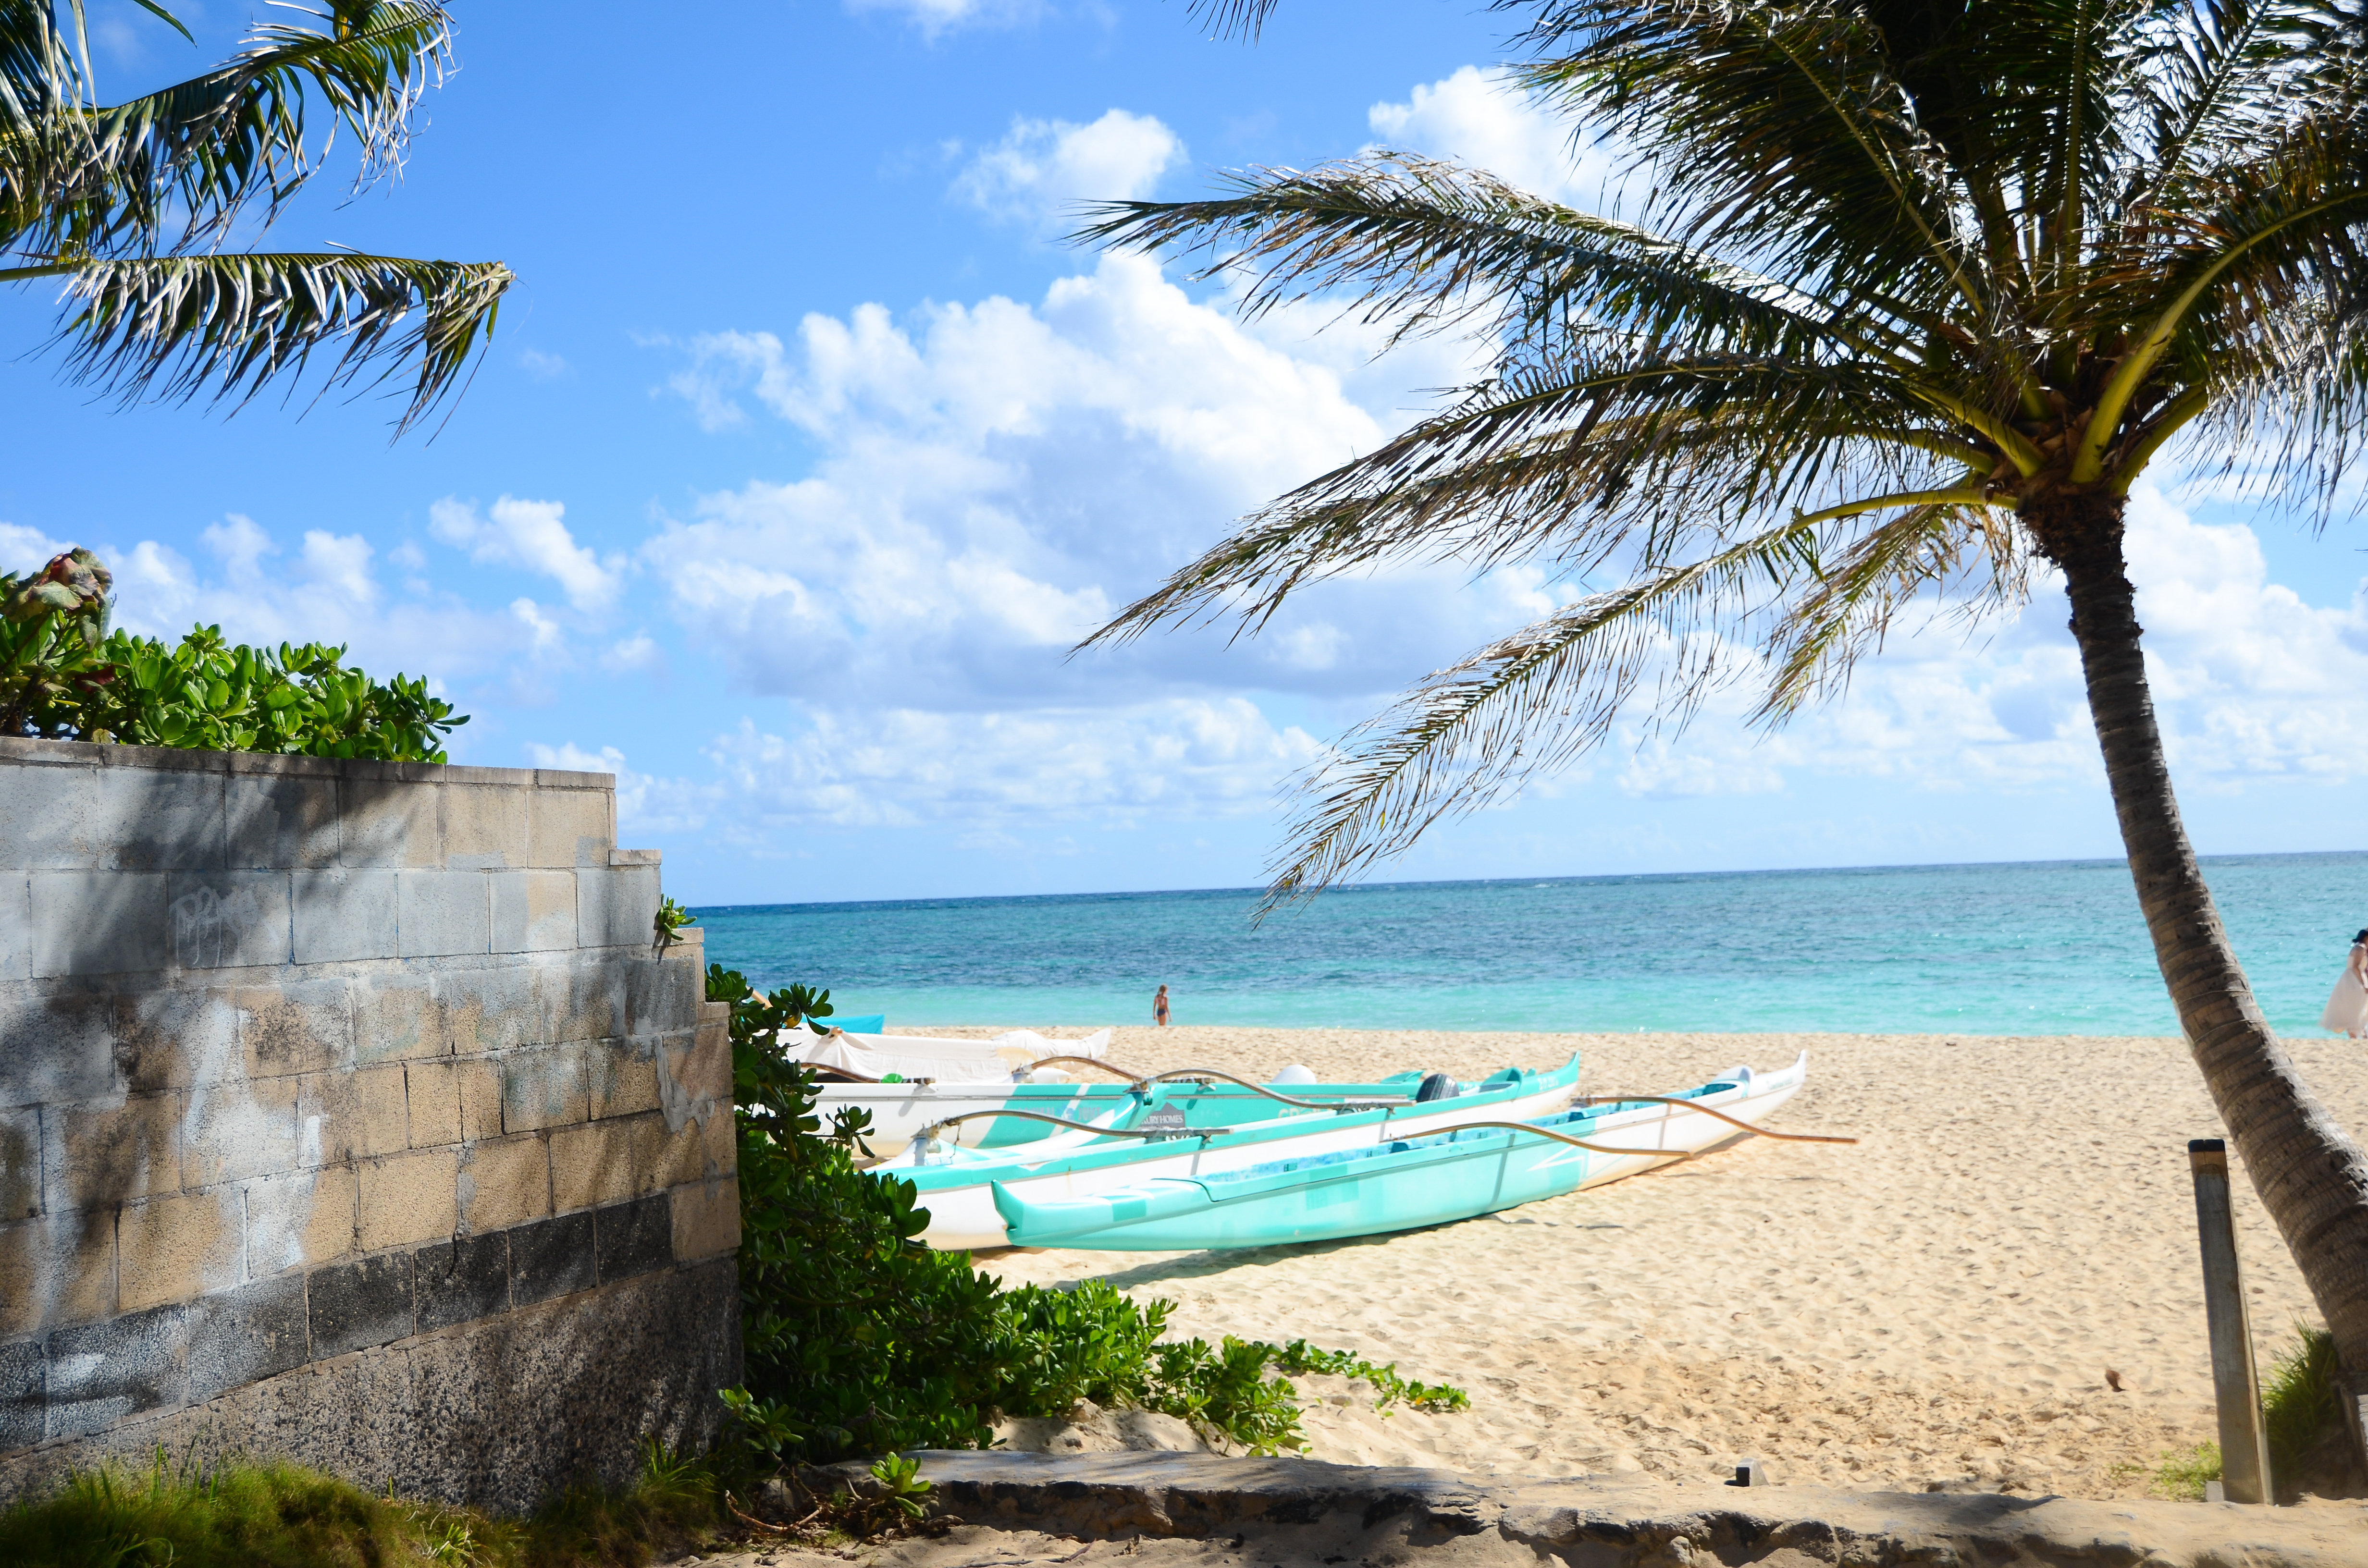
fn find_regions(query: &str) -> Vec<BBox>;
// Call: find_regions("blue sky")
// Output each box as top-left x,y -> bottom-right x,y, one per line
5,0 -> 2366,906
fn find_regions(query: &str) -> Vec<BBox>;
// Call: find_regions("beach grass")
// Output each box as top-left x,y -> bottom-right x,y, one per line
0,1439 -> 726,1568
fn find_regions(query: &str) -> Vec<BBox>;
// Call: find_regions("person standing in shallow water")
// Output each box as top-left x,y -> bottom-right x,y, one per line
1153,984 -> 1170,1027
2322,930 -> 2368,1037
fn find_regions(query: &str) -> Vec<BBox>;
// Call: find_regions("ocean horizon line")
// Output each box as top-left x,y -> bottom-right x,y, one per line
684,844 -> 2367,919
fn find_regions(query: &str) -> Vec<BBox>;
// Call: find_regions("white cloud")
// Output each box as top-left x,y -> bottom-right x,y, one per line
1366,66 -> 1631,208
845,0 -> 1045,37
952,109 -> 1184,232
428,495 -> 621,610
0,522 -> 72,572
518,347 -> 572,381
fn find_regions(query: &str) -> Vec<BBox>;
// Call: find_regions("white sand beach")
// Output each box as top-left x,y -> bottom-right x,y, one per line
921,1027 -> 2368,1501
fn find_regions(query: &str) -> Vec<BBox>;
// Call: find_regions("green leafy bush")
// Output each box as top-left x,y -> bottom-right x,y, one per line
712,963 -> 1468,1463
0,1441 -> 723,1567
1,550 -> 465,761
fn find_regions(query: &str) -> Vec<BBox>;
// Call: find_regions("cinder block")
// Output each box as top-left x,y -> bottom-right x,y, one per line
44,1301 -> 188,1439
576,865 -> 659,950
0,992 -> 114,1109
104,986 -> 243,1093
353,975 -> 441,1065
0,1336 -> 41,1449
457,1134 -> 548,1234
181,1077 -> 300,1188
31,871 -> 168,976
443,786 -> 527,870
594,1193 -> 673,1284
0,760 -> 97,869
0,1107 -> 39,1219
292,870 -> 398,964
397,870 -> 490,958
507,1210 -> 593,1305
651,1115 -> 708,1191
587,1041 -> 661,1120
527,785 -> 612,868
0,872 -> 28,981
42,1093 -> 179,1214
227,775 -> 338,870
118,1187 -> 242,1312
432,963 -> 537,1054
623,950 -> 700,1035
528,958 -> 620,1045
549,1115 -> 662,1213
338,778 -> 441,869
296,1063 -> 409,1164
187,1274 -> 310,1400
672,1027 -> 732,1106
357,1147 -> 459,1251
0,1212 -> 115,1335
167,871 -> 292,969
491,870 -> 577,953
699,1101 -> 736,1180
499,1044 -> 589,1133
88,769 -> 225,871
670,1181 -> 740,1263
308,1251 -> 414,1358
239,978 -> 353,1078
403,1056 -> 500,1148
414,1231 -> 510,1330
245,1165 -> 357,1276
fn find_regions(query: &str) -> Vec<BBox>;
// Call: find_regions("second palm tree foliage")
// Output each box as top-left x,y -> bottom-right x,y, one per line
0,0 -> 510,431
1084,0 -> 2368,1428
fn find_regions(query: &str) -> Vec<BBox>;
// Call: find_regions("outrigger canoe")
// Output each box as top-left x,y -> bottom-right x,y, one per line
881,1056 -> 1583,1250
990,1054 -> 1807,1251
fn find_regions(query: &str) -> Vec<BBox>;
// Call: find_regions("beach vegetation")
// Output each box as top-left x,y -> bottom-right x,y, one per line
0,1437 -> 727,1567
0,1 -> 509,434
1090,0 -> 2368,1397
710,962 -> 1468,1462
2142,1441 -> 2222,1502
3,549 -> 466,760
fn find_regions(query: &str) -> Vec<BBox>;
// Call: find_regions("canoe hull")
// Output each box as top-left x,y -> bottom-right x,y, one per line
903,1064 -> 1583,1250
994,1054 -> 1808,1251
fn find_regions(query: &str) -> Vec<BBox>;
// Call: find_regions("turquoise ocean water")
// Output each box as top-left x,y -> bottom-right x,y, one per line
694,852 -> 2368,1037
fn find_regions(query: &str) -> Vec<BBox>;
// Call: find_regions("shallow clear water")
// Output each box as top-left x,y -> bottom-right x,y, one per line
694,852 -> 2368,1036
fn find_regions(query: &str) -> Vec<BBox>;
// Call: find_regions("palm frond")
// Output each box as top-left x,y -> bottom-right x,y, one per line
0,2 -> 454,259
9,248 -> 511,435
1260,515 -> 1825,911
1077,154 -> 1928,361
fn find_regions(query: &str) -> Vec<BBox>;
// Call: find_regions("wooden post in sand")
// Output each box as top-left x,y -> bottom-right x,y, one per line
2188,1139 -> 2272,1505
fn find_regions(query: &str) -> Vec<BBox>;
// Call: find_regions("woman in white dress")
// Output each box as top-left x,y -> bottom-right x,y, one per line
2322,930 -> 2368,1036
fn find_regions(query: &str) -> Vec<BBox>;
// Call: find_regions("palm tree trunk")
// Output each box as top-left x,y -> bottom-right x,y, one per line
2039,491 -> 2368,1446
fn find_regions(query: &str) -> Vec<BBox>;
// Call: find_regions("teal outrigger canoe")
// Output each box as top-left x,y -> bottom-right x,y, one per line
883,1056 -> 1583,1250
990,1053 -> 1808,1250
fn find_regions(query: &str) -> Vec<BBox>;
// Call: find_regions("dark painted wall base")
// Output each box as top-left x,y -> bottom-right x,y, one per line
0,1257 -> 740,1515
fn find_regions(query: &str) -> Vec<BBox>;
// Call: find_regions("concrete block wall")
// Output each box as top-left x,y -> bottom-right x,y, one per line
0,737 -> 741,1511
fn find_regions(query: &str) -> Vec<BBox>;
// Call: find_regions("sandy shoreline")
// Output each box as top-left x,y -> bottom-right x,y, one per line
907,1025 -> 2366,1501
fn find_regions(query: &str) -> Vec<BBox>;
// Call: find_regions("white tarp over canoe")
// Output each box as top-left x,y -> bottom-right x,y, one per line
789,1027 -> 1110,1084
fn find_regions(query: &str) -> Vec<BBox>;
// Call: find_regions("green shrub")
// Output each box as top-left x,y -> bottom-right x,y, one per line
2263,1323 -> 2344,1484
2,551 -> 465,761
0,1441 -> 722,1568
711,964 -> 1468,1463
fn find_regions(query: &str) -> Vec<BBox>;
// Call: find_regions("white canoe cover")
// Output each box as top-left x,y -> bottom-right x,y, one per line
789,1027 -> 1110,1084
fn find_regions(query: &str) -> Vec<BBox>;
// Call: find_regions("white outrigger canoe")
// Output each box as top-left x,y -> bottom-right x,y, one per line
879,1055 -> 1584,1250
993,1053 -> 1814,1251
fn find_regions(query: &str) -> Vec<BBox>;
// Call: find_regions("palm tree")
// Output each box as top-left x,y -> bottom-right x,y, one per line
1082,0 -> 2368,1424
1,0 -> 510,433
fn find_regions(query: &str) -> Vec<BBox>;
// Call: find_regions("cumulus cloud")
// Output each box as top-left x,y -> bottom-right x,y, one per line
952,109 -> 1184,231
428,495 -> 621,610
844,0 -> 1045,37
1366,66 -> 1631,208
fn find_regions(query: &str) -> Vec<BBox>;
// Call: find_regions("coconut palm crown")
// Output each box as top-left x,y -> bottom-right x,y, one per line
1082,0 -> 2368,1417
0,0 -> 510,433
